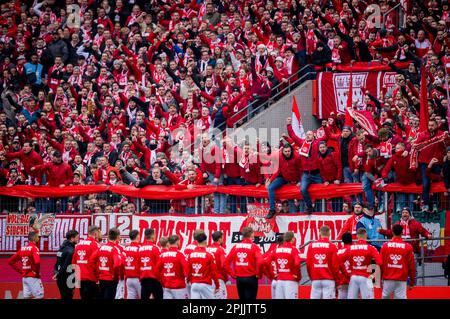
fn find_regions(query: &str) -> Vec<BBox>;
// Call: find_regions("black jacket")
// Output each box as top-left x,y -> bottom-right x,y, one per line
137,174 -> 172,188
54,240 -> 75,278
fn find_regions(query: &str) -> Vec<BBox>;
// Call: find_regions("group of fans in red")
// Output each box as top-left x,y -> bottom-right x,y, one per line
8,218 -> 416,300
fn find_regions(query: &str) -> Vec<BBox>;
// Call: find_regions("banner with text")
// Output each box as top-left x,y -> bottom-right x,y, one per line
316,71 -> 397,118
0,215 -> 90,255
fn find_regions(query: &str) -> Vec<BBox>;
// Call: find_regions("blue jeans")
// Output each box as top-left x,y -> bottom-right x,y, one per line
208,174 -> 226,213
224,177 -> 246,214
362,173 -> 374,208
268,177 -> 288,211
420,163 -> 442,207
396,193 -> 416,212
301,172 -> 322,209
185,207 -> 196,214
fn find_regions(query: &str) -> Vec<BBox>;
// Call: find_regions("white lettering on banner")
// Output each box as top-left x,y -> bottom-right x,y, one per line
132,213 -> 359,254
92,214 -> 132,245
382,72 -> 397,94
0,216 -> 90,255
333,73 -> 369,113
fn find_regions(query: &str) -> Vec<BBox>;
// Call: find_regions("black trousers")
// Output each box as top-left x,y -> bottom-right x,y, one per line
80,280 -> 98,300
141,278 -> 163,300
236,276 -> 258,300
99,280 -> 118,300
56,275 -> 74,300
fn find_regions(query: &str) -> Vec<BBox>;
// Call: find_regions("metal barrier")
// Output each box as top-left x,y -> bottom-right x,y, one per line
298,237 -> 450,286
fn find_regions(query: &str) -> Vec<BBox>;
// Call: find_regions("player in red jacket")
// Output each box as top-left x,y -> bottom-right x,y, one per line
8,231 -> 44,299
342,228 -> 382,299
124,230 -> 141,299
225,227 -> 263,300
183,229 -> 204,297
380,224 -> 416,299
336,232 -> 353,299
306,226 -> 340,299
263,235 -> 284,298
139,228 -> 163,300
97,228 -> 123,300
269,231 -> 301,299
156,234 -> 189,299
186,233 -> 220,299
337,203 -> 364,240
207,231 -> 228,299
72,225 -> 101,300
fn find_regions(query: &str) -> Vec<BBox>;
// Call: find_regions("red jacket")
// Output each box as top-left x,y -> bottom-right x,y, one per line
72,236 -> 100,282
336,244 -> 351,286
348,138 -> 364,171
342,239 -> 382,278
415,130 -> 449,165
33,162 -> 74,186
124,242 -> 141,279
337,213 -> 364,240
287,124 -> 324,171
318,150 -> 343,182
381,151 -> 416,184
138,241 -> 161,280
97,241 -> 123,281
269,150 -> 302,183
225,238 -> 263,278
156,247 -> 187,289
379,219 -> 430,253
268,242 -> 301,282
380,237 -> 415,282
222,146 -> 241,178
8,242 -> 40,278
5,150 -> 43,176
306,238 -> 340,281
237,149 -> 263,184
183,242 -> 198,257
207,243 -> 228,282
186,246 -> 219,287
199,143 -> 222,178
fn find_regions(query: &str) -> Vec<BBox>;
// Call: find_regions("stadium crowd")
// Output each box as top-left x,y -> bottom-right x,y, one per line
0,0 -> 449,215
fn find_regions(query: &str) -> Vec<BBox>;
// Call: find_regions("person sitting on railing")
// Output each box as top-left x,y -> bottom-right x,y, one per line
265,143 -> 302,219
286,117 -> 327,213
361,144 -> 384,211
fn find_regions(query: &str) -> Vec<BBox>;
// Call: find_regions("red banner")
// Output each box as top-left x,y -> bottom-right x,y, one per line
0,215 -> 90,255
91,214 -> 133,245
0,183 -> 447,200
316,71 -> 398,119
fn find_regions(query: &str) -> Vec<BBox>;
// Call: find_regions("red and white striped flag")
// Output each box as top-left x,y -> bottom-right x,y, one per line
291,95 -> 305,139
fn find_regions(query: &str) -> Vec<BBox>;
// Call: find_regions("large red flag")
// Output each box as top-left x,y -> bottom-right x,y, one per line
419,66 -> 429,132
345,66 -> 353,126
291,96 -> 305,139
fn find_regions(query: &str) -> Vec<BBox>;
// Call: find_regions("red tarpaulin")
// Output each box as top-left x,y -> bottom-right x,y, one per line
0,183 -> 447,199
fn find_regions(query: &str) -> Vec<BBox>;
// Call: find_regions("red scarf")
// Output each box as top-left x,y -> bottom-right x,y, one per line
400,219 -> 411,239
239,154 -> 250,172
299,140 -> 312,157
410,132 -> 448,169
379,138 -> 393,158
